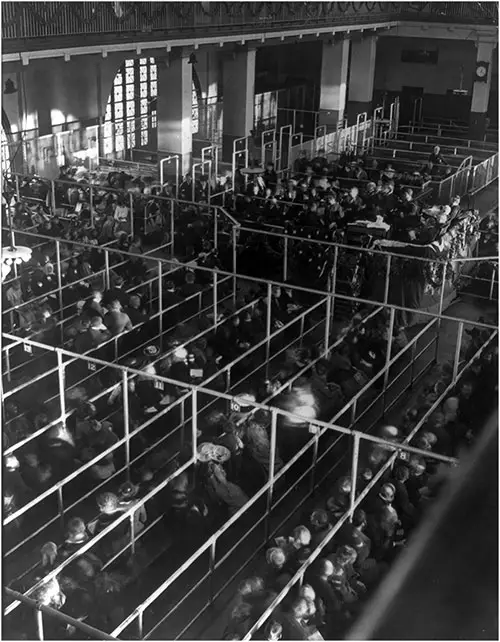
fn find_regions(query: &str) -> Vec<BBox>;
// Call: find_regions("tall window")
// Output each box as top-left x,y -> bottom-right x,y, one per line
104,57 -> 201,155
104,57 -> 157,155
1,126 -> 10,175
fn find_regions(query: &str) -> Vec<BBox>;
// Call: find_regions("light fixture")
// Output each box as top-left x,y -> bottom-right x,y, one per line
2,245 -> 32,282
4,79 -> 17,95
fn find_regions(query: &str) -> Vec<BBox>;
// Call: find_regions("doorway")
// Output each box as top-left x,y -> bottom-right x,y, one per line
400,86 -> 424,125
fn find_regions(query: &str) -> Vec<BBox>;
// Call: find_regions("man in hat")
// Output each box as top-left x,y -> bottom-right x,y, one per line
104,299 -> 133,336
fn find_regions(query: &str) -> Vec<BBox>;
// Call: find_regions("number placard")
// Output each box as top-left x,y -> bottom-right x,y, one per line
154,380 -> 164,391
309,424 -> 320,434
397,450 -> 410,462
190,368 -> 203,379
88,362 -> 96,372
24,343 -> 32,354
230,401 -> 241,412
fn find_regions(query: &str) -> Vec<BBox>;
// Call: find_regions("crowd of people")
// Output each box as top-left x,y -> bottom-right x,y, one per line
219,331 -> 498,641
1,139 -> 496,640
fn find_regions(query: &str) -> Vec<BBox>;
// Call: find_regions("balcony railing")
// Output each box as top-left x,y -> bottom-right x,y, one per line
2,2 -> 497,44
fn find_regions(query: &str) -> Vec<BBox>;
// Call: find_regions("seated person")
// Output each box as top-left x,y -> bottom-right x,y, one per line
74,316 -> 110,353
104,300 -> 133,335
124,294 -> 149,326
88,492 -> 130,560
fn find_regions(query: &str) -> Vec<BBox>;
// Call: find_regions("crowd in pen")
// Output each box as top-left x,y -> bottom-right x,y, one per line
219,329 -> 498,641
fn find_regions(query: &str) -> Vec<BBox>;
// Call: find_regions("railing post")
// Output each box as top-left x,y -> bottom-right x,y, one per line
349,433 -> 360,522
232,225 -> 238,304
299,315 -> 305,348
192,389 -> 198,460
489,268 -> 496,301
309,425 -> 320,494
170,201 -> 175,259
212,272 -> 218,329
383,253 -> 392,304
265,409 -> 278,541
15,173 -> 20,201
89,185 -> 95,228
130,514 -> 136,557
129,192 -> 134,239
213,207 -> 219,250
283,235 -> 289,282
137,611 -> 144,640
122,370 -> 131,481
208,539 -> 217,604
50,180 -> 56,215
55,240 -> 64,342
382,307 -> 396,416
452,322 -> 464,382
265,282 -> 272,379
104,250 -> 111,290
5,346 -> 11,383
331,246 -> 338,322
324,295 -> 332,351
158,260 -> 163,351
57,486 -> 65,532
56,349 -> 66,422
180,397 -> 186,449
434,263 -> 448,361
35,607 -> 45,641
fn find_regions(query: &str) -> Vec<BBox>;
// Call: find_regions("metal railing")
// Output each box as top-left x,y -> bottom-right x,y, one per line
3,284 -> 497,628
4,307 -> 493,637
2,2 -> 496,42
242,325 -> 497,640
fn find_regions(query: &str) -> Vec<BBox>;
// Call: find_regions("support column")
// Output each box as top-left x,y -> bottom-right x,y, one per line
469,40 -> 495,141
222,47 -> 256,162
347,36 -> 377,123
157,51 -> 193,176
319,39 -> 350,128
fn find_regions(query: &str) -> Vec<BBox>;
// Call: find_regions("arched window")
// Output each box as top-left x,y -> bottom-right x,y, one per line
104,57 -> 157,155
104,57 -> 201,155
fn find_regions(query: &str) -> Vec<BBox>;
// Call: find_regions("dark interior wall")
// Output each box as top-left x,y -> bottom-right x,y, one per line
255,40 -> 322,108
374,36 -> 498,123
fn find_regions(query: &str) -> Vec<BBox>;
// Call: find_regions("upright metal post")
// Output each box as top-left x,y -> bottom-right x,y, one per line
383,254 -> 392,305
129,192 -> 134,239
50,180 -> 56,215
158,260 -> 163,350
283,236 -> 289,282
452,322 -> 464,381
489,269 -> 496,301
56,349 -> 66,421
35,608 -> 45,641
170,201 -> 175,258
57,486 -> 65,531
208,539 -> 217,603
349,433 -> 360,521
330,246 -> 338,323
212,272 -> 218,328
5,346 -> 11,383
382,307 -> 396,416
15,174 -> 20,201
122,370 -> 131,481
324,295 -> 332,351
265,282 -> 272,378
104,250 -> 111,290
130,514 -> 136,556
265,409 -> 278,540
213,207 -> 219,250
180,398 -> 186,448
191,389 -> 198,460
309,426 -> 320,494
435,262 -> 448,361
232,226 -> 238,304
89,185 -> 95,228
137,611 -> 144,640
55,239 -> 64,320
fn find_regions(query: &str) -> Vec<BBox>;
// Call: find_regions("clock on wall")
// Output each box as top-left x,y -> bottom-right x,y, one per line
475,61 -> 490,82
